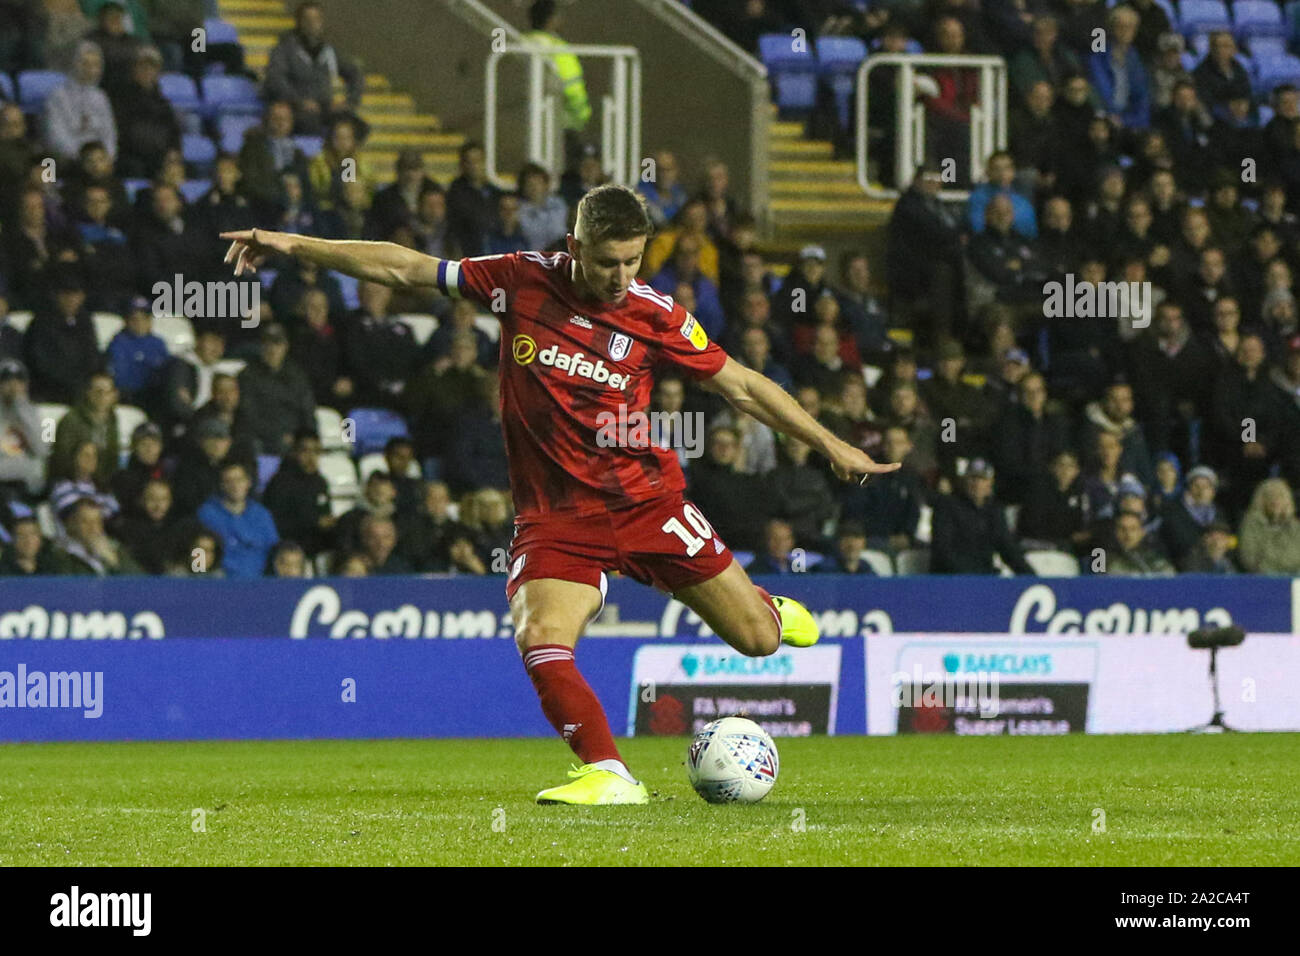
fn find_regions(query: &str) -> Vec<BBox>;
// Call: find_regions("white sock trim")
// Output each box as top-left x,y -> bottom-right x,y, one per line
592,758 -> 638,785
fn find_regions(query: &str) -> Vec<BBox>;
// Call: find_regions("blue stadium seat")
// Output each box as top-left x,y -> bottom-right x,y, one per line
345,407 -> 410,457
1233,0 -> 1287,40
218,113 -> 261,153
1288,1 -> 1300,46
256,454 -> 280,494
1255,53 -> 1300,94
178,179 -> 211,204
817,36 -> 867,129
293,134 -> 324,158
201,75 -> 261,118
732,550 -> 755,569
203,17 -> 239,46
1249,36 -> 1288,57
0,74 -> 14,101
1179,0 -> 1232,35
159,72 -> 200,112
17,70 -> 65,112
182,133 -> 217,172
335,272 -> 360,310
1191,32 -> 1211,57
758,32 -> 818,113
122,177 -> 150,203
1258,103 -> 1275,125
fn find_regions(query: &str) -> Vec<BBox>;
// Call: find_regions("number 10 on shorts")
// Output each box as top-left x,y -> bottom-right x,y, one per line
662,503 -> 716,557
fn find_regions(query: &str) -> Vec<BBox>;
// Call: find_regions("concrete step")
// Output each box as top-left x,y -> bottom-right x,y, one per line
360,92 -> 415,112
366,130 -> 464,149
769,139 -> 834,158
359,112 -> 441,130
218,0 -> 285,12
770,179 -> 870,197
226,14 -> 294,31
770,158 -> 858,181
769,120 -> 807,139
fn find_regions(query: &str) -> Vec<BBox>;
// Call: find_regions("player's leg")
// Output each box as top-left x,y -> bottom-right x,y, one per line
510,576 -> 648,805
673,560 -> 818,657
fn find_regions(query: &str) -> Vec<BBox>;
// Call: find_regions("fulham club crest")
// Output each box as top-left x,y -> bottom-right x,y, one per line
608,331 -> 633,362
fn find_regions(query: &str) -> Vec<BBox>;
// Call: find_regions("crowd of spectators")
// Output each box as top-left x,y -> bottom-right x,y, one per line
4,0 -> 1300,577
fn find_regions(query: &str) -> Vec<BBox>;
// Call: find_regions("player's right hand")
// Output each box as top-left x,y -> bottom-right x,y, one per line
220,229 -> 291,276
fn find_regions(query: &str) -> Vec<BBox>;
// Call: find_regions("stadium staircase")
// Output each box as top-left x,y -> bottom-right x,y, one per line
214,0 -> 469,185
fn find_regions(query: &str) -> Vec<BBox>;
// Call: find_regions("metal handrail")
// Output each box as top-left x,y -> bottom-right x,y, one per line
855,53 -> 1007,201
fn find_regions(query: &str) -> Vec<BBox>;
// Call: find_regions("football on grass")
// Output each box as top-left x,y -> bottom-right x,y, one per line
686,716 -> 779,804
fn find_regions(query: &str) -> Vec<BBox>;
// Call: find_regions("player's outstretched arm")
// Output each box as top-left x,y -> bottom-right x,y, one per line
700,356 -> 901,483
219,229 -> 443,288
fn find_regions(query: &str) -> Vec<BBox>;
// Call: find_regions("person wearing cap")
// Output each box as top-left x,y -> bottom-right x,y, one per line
0,358 -> 48,495
106,296 -> 169,408
169,412 -> 236,517
366,149 -> 442,242
111,421 -> 166,519
43,40 -> 117,162
931,458 -> 1033,575
236,322 -> 316,457
1108,510 -> 1176,576
48,371 -> 121,488
23,267 -> 103,404
770,244 -> 831,329
1160,464 -> 1223,566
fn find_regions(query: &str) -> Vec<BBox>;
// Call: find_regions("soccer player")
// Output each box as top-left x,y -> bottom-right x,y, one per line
221,186 -> 898,804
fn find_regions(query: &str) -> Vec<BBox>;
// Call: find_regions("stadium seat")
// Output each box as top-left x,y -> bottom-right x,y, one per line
122,178 -> 150,203
345,407 -> 410,456
202,17 -> 240,46
182,133 -> 217,173
293,135 -> 324,158
799,550 -> 825,570
1233,0 -> 1287,40
1255,54 -> 1300,94
0,74 -> 14,101
1249,36 -> 1288,57
474,314 -> 502,342
159,72 -> 201,112
201,75 -> 261,118
34,501 -> 57,539
255,454 -> 280,494
816,36 -> 866,129
91,312 -> 124,351
319,452 -> 360,499
329,494 -> 356,518
152,314 -> 195,354
860,549 -> 894,576
335,272 -> 360,310
395,314 -> 438,346
17,70 -> 65,112
36,403 -> 70,429
758,33 -> 819,114
357,452 -> 420,483
218,113 -> 262,154
1258,103 -> 1276,125
114,405 -> 148,447
1024,550 -> 1082,577
6,311 -> 33,334
1179,0 -> 1232,35
178,179 -> 211,204
731,550 -> 755,568
895,548 -> 931,575
316,407 -> 345,450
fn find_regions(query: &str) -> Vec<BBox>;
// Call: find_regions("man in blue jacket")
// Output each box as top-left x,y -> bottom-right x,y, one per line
1088,5 -> 1150,129
198,460 -> 280,578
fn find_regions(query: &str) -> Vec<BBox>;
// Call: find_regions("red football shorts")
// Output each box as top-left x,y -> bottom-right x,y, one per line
505,494 -> 735,603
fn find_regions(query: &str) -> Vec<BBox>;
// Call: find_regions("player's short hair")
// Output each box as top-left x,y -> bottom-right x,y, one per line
574,185 -> 654,246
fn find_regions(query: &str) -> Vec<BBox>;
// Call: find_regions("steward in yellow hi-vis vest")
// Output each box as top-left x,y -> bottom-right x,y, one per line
525,1 -> 591,132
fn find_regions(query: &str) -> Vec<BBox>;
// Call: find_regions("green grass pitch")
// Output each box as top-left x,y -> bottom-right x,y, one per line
1,734 -> 1296,866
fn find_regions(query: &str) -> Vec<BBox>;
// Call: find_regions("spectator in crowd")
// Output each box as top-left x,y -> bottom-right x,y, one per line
367,149 -> 441,241
687,424 -> 765,551
992,372 -> 1071,505
746,518 -> 798,574
170,416 -> 234,516
923,339 -> 994,471
1210,334 -> 1297,513
87,0 -> 141,93
517,162 -> 568,251
44,41 -> 118,162
839,424 -> 925,552
1182,518 -> 1240,573
407,184 -> 454,259
968,150 -> 1038,238
812,521 -> 876,575
1088,5 -> 1149,129
111,45 -> 180,179
130,183 -> 206,294
335,470 -> 398,554
197,460 -> 279,578
446,142 -> 503,257
55,495 -> 140,576
48,372 -> 120,486
1083,430 -> 1137,525
0,516 -> 60,576
486,192 -> 528,255
237,322 -> 316,456
0,104 -> 37,219
423,297 -> 494,369
189,373 -> 258,477
406,330 -> 488,461
1160,464 -> 1223,567
1019,449 -> 1090,552
161,329 -> 226,433
268,540 -> 309,577
834,252 -> 890,359
735,327 -> 792,393
931,458 -> 1033,573
444,375 -> 509,496
1193,30 -> 1252,123
722,288 -> 790,363
1081,381 -> 1155,487
4,187 -> 78,310
357,514 -> 411,575
308,116 -> 372,212
1009,15 -> 1081,103
650,234 -> 725,338
0,359 -> 49,495
1237,477 -> 1300,573
107,295 -> 168,408
1107,510 -> 1176,575
239,100 -> 314,218
460,487 -> 513,573
698,159 -> 736,243
885,165 -> 964,343
118,477 -> 175,574
76,184 -> 135,311
163,522 -> 224,577
339,281 -> 421,409
789,325 -> 857,395
262,429 -> 334,557
290,287 -> 352,409
24,269 -> 103,405
642,198 -> 719,283
638,150 -> 688,227
394,479 -> 459,572
772,244 -> 831,328
111,419 -> 164,512
969,193 -> 1048,304
766,436 -> 835,549
263,0 -> 363,133
1149,32 -> 1191,111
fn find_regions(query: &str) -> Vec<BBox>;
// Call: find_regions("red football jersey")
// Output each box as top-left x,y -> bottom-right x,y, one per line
437,251 -> 728,519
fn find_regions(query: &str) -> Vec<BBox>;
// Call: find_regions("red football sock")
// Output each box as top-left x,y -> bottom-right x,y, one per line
522,645 -> 622,764
753,586 -> 783,642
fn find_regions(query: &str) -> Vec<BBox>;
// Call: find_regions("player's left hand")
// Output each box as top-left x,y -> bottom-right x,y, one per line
827,441 -> 902,485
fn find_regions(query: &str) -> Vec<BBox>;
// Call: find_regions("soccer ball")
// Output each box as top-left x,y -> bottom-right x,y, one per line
685,716 -> 779,804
